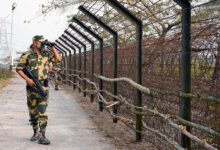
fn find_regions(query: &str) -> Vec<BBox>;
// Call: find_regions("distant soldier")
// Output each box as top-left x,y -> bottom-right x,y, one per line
53,61 -> 62,90
48,57 -> 63,90
16,35 -> 61,145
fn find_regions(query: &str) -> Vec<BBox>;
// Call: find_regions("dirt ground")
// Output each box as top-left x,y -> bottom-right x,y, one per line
0,71 -> 15,92
0,77 -> 13,93
62,84 -> 157,150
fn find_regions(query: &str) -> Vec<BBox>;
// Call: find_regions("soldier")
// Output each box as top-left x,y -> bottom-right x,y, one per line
53,61 -> 62,90
16,35 -> 61,145
48,59 -> 62,90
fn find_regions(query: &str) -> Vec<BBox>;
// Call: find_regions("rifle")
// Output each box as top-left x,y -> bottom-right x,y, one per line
23,68 -> 48,97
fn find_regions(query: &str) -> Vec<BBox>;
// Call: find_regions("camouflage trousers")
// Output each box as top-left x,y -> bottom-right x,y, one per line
27,85 -> 49,131
55,72 -> 61,85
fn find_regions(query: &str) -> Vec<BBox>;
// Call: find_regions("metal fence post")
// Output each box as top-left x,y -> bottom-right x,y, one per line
55,44 -> 68,84
102,0 -> 143,141
59,37 -> 75,87
69,24 -> 95,102
174,0 -> 192,149
56,39 -> 73,86
79,5 -> 118,122
72,17 -> 104,111
59,37 -> 78,90
62,35 -> 82,92
65,30 -> 87,97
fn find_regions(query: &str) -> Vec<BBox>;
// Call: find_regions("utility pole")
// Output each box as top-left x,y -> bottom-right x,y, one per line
9,2 -> 17,71
0,19 -> 10,67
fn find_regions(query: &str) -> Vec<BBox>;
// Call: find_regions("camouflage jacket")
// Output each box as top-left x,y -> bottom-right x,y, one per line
16,49 -> 60,81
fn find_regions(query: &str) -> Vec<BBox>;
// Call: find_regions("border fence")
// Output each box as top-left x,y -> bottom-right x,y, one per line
50,0 -> 220,149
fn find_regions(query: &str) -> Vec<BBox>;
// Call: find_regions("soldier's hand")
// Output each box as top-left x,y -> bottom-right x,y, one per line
26,78 -> 36,87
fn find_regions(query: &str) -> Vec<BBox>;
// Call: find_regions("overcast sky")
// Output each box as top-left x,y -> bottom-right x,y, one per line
0,0 -> 78,59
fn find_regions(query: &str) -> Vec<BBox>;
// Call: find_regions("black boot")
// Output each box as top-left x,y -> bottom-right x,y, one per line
55,84 -> 59,91
30,128 -> 40,141
38,130 -> 50,145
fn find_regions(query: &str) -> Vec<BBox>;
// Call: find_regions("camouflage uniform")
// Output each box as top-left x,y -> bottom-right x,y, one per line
48,61 -> 62,90
16,48 -> 59,132
53,62 -> 62,86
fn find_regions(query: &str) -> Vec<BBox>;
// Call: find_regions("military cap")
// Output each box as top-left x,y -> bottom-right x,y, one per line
32,35 -> 46,42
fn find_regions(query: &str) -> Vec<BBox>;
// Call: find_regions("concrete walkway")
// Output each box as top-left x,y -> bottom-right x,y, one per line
0,75 -> 116,150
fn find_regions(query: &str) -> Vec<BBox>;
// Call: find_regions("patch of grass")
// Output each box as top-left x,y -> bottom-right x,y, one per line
98,126 -> 104,131
2,84 -> 7,88
105,134 -> 113,138
0,69 -> 14,80
88,114 -> 113,138
129,139 -> 137,143
89,116 -> 104,132
89,115 -> 94,120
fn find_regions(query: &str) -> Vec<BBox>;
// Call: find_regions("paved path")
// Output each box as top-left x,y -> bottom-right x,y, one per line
0,75 -> 116,150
